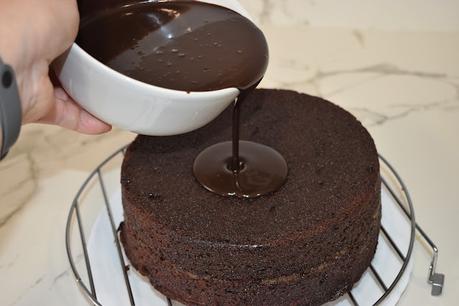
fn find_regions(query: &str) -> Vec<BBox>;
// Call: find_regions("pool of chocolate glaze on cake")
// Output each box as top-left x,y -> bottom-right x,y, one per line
76,0 -> 288,198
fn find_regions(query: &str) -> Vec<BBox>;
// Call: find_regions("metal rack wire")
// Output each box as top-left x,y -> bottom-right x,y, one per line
65,146 -> 444,306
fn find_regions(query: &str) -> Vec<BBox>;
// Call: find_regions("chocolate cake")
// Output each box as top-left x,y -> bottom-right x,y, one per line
120,89 -> 381,305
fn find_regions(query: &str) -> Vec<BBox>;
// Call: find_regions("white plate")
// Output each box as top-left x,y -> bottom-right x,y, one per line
87,184 -> 413,306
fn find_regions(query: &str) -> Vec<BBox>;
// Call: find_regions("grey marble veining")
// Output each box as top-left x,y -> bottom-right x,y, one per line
1,1 -> 459,306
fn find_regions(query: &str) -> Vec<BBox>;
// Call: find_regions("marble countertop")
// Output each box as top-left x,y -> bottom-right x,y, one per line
1,1 -> 458,305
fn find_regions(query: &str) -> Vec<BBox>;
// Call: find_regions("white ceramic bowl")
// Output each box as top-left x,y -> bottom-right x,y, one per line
54,0 -> 250,136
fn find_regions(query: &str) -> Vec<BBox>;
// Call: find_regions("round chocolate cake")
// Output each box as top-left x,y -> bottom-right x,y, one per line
120,89 -> 381,305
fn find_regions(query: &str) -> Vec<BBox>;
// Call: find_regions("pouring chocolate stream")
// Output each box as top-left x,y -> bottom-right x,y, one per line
77,0 -> 287,198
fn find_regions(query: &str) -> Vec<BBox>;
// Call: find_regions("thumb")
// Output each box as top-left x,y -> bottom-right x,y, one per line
37,88 -> 112,134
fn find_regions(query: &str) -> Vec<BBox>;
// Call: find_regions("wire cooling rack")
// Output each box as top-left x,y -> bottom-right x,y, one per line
65,146 -> 445,306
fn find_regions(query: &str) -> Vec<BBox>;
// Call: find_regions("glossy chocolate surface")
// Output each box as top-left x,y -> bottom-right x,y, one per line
77,0 -> 286,198
77,1 -> 268,92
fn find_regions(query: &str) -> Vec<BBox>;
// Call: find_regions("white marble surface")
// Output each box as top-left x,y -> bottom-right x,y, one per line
1,1 -> 458,305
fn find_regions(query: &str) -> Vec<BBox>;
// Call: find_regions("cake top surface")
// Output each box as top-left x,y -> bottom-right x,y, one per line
121,89 -> 379,245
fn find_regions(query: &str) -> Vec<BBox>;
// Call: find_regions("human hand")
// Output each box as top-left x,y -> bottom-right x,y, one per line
0,0 -> 111,134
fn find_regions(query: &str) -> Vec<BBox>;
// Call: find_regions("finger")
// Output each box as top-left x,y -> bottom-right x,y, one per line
37,87 -> 112,135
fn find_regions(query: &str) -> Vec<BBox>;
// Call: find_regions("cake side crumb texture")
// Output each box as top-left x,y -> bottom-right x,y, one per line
121,89 -> 381,306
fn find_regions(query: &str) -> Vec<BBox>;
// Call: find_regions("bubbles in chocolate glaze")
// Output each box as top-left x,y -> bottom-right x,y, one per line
77,1 -> 268,91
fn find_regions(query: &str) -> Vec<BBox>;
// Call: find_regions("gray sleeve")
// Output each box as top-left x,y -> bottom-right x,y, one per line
0,57 -> 22,159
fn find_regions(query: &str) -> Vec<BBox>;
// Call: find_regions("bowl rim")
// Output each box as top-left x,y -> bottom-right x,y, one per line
71,42 -> 239,99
